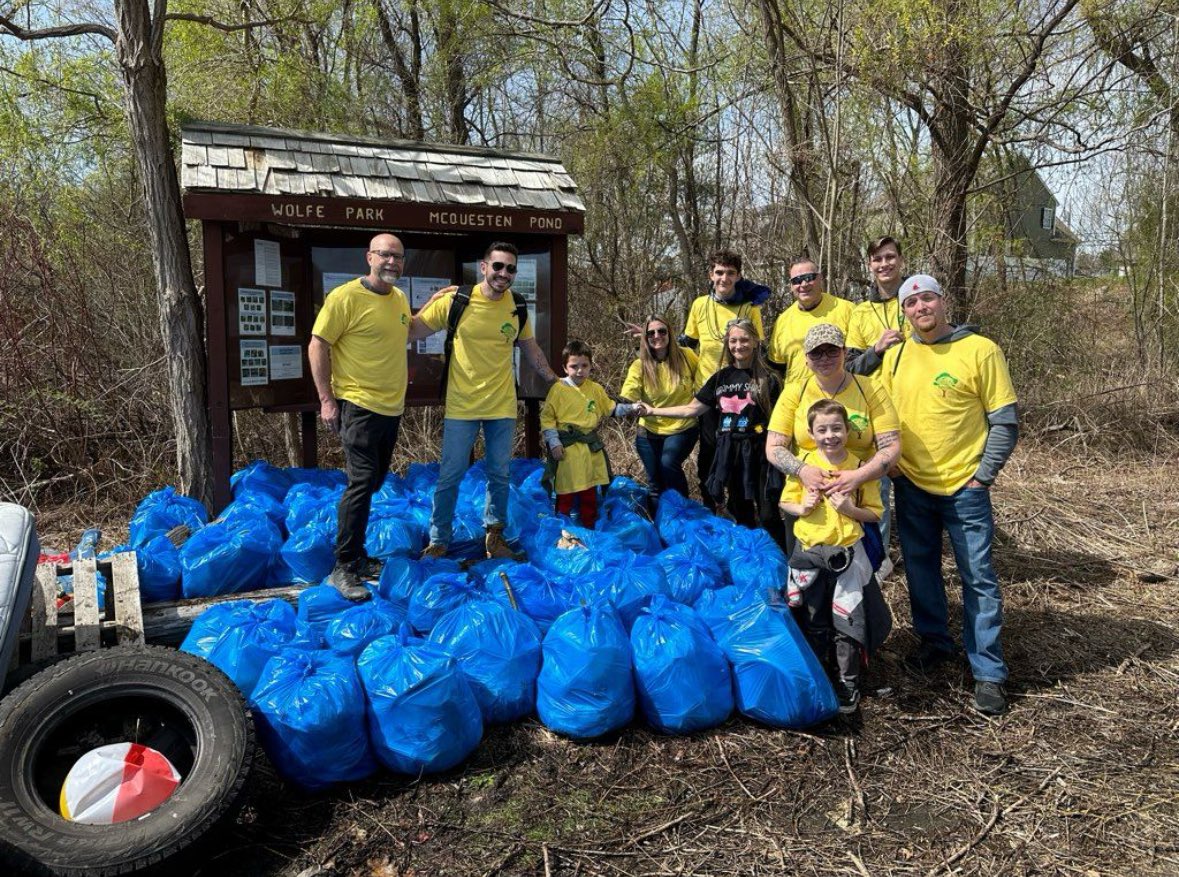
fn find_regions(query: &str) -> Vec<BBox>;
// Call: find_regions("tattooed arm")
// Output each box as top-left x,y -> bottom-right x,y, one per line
825,429 -> 901,492
766,430 -> 829,491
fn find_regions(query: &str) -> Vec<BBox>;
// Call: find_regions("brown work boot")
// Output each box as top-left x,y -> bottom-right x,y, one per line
420,542 -> 449,560
485,525 -> 524,560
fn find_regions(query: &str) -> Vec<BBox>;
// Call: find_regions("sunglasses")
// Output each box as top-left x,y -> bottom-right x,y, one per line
806,345 -> 843,360
488,261 -> 518,274
790,271 -> 820,286
646,327 -> 669,338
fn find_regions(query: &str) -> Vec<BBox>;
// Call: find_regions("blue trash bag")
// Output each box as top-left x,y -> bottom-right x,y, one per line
372,471 -> 409,506
295,582 -> 377,642
429,596 -> 542,724
284,483 -> 340,534
365,514 -> 421,559
250,648 -> 377,790
655,490 -> 712,545
180,599 -> 298,699
181,512 -> 282,596
599,510 -> 662,556
377,555 -> 462,614
405,461 -> 440,495
133,534 -> 182,603
510,457 -> 544,486
505,486 -> 550,544
129,486 -> 208,548
357,625 -> 483,775
221,490 -> 286,532
630,596 -> 734,734
656,541 -> 726,606
278,521 -> 335,584
407,572 -> 481,634
484,562 -> 570,634
583,553 -> 668,630
602,476 -> 649,517
325,597 -> 404,657
536,604 -> 635,739
286,467 -> 347,490
518,466 -> 548,503
699,589 -> 837,728
725,527 -> 790,595
179,514 -> 282,598
292,619 -> 328,650
529,519 -> 624,580
231,460 -> 293,503
693,584 -> 766,644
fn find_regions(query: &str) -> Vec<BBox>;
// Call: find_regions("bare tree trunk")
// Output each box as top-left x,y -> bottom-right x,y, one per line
375,0 -> 426,139
115,0 -> 213,506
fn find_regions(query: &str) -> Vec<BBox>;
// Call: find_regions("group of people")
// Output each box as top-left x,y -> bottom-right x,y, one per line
309,233 -> 1019,718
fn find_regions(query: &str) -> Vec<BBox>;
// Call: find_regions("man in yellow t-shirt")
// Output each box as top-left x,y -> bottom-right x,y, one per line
681,248 -> 767,511
880,274 -> 1019,717
410,241 -> 559,559
310,232 -> 412,600
847,236 -> 910,376
767,258 -> 853,383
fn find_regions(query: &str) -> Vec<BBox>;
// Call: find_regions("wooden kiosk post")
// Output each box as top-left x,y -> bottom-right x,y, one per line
180,122 -> 584,512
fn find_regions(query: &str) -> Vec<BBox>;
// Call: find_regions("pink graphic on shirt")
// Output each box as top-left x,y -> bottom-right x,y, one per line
719,392 -> 753,414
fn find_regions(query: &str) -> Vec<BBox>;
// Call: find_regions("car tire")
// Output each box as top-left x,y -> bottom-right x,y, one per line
0,644 -> 255,876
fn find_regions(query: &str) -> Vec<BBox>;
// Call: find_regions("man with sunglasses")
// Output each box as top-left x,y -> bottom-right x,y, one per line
847,236 -> 910,376
411,241 -> 559,559
767,258 -> 853,382
310,233 -> 412,600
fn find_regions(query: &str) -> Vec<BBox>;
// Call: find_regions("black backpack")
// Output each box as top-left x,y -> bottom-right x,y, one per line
439,285 -> 530,402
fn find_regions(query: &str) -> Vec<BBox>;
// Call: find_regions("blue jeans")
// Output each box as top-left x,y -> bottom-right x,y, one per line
635,427 -> 698,501
429,418 -> 515,546
894,475 -> 1007,683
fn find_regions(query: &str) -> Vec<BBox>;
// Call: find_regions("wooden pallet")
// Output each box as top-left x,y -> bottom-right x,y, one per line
20,554 -> 145,664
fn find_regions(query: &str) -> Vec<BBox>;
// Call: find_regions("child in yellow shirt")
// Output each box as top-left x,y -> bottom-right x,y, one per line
779,399 -> 883,713
541,341 -> 639,527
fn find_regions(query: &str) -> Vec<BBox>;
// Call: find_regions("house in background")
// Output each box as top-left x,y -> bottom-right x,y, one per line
972,154 -> 1080,279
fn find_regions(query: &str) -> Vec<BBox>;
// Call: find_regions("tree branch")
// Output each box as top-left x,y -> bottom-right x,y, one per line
0,13 -> 116,43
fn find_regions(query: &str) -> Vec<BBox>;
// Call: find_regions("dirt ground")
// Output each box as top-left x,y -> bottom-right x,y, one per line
44,446 -> 1179,877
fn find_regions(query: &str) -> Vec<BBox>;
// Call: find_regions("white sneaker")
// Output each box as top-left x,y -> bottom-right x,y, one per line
877,557 -> 895,581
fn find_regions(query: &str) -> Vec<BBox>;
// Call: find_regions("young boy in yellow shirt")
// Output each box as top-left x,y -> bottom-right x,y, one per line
779,399 -> 884,713
542,341 -> 639,528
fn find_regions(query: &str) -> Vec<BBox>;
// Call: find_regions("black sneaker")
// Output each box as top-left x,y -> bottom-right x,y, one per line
903,641 -> 957,675
328,564 -> 372,602
837,681 -> 861,715
356,556 -> 383,579
973,681 -> 1008,716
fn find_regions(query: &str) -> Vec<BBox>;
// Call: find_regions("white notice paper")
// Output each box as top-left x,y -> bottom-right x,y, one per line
254,239 -> 283,287
269,345 -> 303,380
238,288 -> 267,336
321,272 -> 356,296
240,340 -> 269,386
269,291 -> 296,336
410,277 -> 452,355
513,259 -> 538,302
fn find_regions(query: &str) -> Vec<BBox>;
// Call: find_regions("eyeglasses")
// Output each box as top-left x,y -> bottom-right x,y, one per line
646,327 -> 668,338
790,271 -> 820,286
369,250 -> 405,261
488,261 -> 518,274
806,345 -> 843,360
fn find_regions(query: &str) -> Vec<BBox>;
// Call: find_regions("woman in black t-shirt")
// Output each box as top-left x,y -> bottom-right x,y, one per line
640,318 -> 786,547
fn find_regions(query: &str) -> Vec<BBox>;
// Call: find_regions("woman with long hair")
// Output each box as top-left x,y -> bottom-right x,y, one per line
639,319 -> 785,546
619,315 -> 700,512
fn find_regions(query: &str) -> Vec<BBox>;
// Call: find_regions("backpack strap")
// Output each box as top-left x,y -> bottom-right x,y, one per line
511,291 -> 529,335
439,285 -> 474,404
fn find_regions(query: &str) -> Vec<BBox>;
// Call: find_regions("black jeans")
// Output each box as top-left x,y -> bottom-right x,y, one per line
336,401 -> 401,566
724,463 -> 787,552
696,409 -> 720,511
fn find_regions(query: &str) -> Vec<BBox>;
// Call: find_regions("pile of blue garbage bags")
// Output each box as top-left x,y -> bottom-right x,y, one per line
124,460 -> 838,790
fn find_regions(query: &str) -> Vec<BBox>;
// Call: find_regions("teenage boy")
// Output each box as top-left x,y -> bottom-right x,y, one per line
848,236 -> 909,375
780,399 -> 884,714
881,274 -> 1019,717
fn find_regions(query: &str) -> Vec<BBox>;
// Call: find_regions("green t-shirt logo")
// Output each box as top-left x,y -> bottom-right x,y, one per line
848,412 -> 869,435
500,321 -> 516,341
586,399 -> 598,414
400,313 -> 408,325
933,371 -> 959,395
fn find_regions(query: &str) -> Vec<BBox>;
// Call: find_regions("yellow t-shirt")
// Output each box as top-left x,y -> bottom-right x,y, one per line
768,373 -> 899,457
311,278 -> 411,416
416,282 -> 535,420
619,349 -> 699,435
846,296 -> 910,351
881,333 -> 1018,495
781,451 -> 883,549
683,296 -> 763,387
766,294 -> 854,382
541,379 -> 614,494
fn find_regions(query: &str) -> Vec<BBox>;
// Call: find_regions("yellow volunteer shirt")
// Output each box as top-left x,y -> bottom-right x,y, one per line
767,294 -> 853,382
881,333 -> 1018,495
619,349 -> 699,435
846,296 -> 910,351
311,278 -> 411,416
768,373 -> 899,458
417,282 -> 535,420
781,451 -> 883,549
683,296 -> 763,387
541,379 -> 614,494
